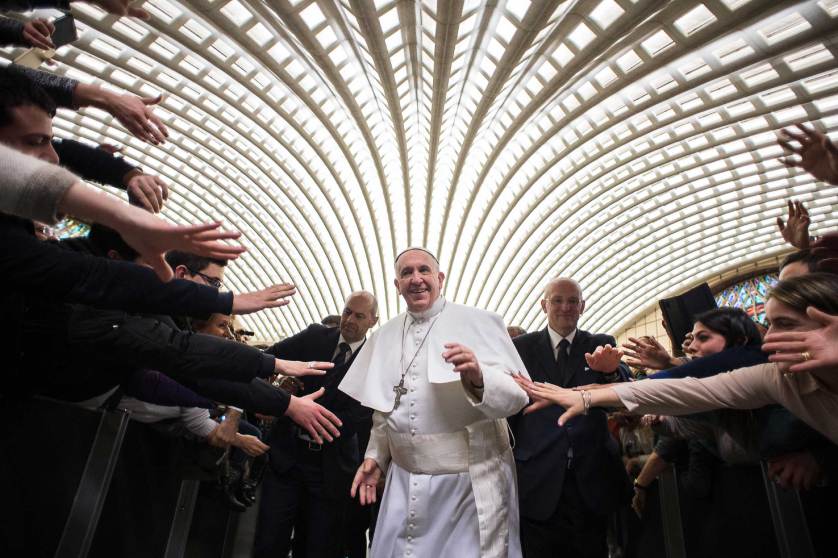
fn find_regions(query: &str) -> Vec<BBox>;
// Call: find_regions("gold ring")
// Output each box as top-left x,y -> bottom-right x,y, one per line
801,351 -> 812,361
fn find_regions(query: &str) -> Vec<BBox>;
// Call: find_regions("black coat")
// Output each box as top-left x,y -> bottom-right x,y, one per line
264,324 -> 372,494
510,328 -> 631,520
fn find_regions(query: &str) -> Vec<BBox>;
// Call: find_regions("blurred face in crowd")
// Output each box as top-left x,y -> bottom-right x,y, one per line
175,262 -> 226,289
339,292 -> 378,343
764,298 -> 822,375
196,313 -> 233,339
394,250 -> 445,312
0,104 -> 58,164
686,322 -> 727,357
542,278 -> 585,336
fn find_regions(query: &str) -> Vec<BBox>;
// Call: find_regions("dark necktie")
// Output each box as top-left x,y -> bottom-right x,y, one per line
556,338 -> 570,386
332,342 -> 351,367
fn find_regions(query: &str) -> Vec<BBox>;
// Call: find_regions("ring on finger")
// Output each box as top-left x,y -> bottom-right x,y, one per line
800,351 -> 812,361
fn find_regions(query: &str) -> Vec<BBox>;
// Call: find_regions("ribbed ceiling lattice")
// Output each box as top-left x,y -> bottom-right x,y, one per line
4,0 -> 838,340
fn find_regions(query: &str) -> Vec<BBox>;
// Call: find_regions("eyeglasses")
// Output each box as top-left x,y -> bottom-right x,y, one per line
546,298 -> 582,307
188,268 -> 224,289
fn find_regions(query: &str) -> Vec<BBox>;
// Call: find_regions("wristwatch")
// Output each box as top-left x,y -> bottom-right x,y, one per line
633,479 -> 648,491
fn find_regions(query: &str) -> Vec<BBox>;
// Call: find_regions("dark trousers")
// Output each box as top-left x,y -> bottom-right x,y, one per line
253,442 -> 347,558
521,469 -> 608,558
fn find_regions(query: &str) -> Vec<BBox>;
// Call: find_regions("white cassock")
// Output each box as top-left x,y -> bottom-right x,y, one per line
339,297 -> 530,558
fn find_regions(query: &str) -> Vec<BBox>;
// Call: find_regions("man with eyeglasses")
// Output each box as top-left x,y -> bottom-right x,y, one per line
509,277 -> 631,558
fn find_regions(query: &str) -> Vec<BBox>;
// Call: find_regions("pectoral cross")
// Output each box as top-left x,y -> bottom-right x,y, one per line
393,379 -> 408,408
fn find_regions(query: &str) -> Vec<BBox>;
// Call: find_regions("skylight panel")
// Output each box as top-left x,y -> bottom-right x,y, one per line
594,66 -> 618,88
495,16 -> 518,44
589,0 -> 624,30
247,22 -> 273,47
568,22 -> 596,50
740,63 -> 779,87
380,7 -> 400,33
674,4 -> 717,36
551,43 -> 574,67
641,29 -> 675,57
210,38 -> 237,61
300,3 -> 327,29
783,43 -> 833,72
820,0 -> 838,16
759,12 -> 812,45
149,37 -> 179,60
182,20 -> 212,43
221,0 -> 253,26
616,49 -> 643,73
713,38 -> 754,65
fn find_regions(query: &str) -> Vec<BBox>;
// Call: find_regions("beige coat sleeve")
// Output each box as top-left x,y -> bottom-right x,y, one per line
613,363 -> 778,416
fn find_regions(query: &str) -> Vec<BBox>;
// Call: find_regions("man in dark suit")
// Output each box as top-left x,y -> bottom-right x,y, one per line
510,277 -> 631,558
254,291 -> 378,558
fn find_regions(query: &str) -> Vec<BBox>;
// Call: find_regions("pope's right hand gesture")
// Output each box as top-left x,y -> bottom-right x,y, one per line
351,458 -> 383,505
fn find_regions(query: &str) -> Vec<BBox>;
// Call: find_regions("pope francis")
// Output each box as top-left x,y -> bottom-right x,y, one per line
339,247 -> 529,558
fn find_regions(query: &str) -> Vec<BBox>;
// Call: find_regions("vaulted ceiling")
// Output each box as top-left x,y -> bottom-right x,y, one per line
5,0 -> 838,340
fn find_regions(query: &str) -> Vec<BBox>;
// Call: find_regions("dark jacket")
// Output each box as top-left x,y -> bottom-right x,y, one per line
510,328 -> 631,519
1,215 -> 233,395
53,138 -> 137,189
264,324 -> 372,493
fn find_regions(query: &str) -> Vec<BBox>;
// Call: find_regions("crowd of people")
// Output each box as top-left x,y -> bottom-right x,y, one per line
2,2 -> 838,558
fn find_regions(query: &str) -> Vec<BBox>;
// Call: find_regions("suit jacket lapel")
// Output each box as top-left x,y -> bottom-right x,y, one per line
565,329 -> 590,386
538,329 -> 561,384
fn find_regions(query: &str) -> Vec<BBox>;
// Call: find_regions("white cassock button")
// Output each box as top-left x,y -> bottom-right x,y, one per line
411,496 -> 417,501
410,401 -> 415,407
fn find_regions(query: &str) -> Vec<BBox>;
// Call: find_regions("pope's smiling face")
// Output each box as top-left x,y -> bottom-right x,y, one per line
394,250 -> 445,312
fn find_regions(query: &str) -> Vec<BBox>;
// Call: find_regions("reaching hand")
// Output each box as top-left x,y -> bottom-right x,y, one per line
22,18 -> 55,50
351,458 -> 383,505
767,451 -> 822,491
206,416 -> 238,448
85,0 -> 151,19
584,344 -> 624,373
119,216 -> 244,281
284,388 -> 342,443
275,359 -> 333,377
763,307 -> 838,374
233,434 -> 269,457
777,123 -> 838,185
126,173 -> 169,213
232,283 -> 297,315
622,337 -> 675,370
776,200 -> 811,249
101,91 -> 167,145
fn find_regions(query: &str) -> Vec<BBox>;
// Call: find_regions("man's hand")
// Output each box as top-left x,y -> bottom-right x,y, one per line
118,216 -> 244,281
206,410 -> 240,448
767,451 -> 822,491
622,337 -> 676,370
274,359 -> 333,377
22,18 -> 55,50
442,343 -> 483,388
584,344 -> 623,373
351,458 -> 383,506
776,200 -> 811,249
126,172 -> 169,213
284,388 -> 342,444
79,0 -> 151,19
763,307 -> 838,374
233,434 -> 269,457
232,283 -> 297,315
76,85 -> 167,145
777,123 -> 838,184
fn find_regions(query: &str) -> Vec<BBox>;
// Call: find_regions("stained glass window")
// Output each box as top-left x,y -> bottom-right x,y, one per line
714,273 -> 778,326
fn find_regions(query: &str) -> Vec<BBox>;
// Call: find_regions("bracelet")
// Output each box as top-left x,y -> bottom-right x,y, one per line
633,480 -> 648,491
580,390 -> 592,415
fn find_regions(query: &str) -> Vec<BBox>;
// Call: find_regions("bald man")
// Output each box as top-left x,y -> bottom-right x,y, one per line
510,278 -> 631,558
255,292 -> 379,558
